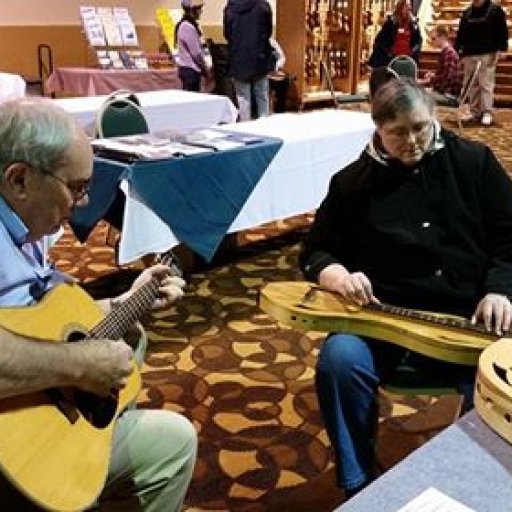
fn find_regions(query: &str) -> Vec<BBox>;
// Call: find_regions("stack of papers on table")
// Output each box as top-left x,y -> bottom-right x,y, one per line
155,128 -> 257,151
91,134 -> 213,162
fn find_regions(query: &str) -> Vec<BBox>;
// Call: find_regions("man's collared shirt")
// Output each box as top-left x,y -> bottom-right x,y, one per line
0,196 -> 70,307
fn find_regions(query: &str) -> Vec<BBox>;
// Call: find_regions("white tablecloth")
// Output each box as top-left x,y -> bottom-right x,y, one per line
53,89 -> 238,136
118,109 -> 375,264
0,73 -> 26,101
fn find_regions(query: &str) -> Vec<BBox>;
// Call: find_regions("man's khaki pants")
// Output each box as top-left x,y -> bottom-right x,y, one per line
463,53 -> 497,117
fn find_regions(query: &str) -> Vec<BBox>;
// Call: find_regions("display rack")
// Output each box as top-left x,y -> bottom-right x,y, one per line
275,0 -> 512,108
80,6 -> 148,70
276,0 -> 397,108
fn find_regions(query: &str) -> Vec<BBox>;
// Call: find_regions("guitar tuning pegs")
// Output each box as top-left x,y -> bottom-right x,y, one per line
155,249 -> 183,278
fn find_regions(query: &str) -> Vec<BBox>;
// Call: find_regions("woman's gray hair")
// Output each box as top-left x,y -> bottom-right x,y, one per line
0,97 -> 80,176
371,78 -> 435,126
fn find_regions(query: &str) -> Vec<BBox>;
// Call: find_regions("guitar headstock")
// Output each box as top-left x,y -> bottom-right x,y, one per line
155,250 -> 183,278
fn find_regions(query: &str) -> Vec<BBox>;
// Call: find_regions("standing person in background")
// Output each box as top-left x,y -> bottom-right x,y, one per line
268,38 -> 290,114
455,0 -> 508,126
224,0 -> 274,121
420,26 -> 462,105
368,0 -> 422,68
175,0 -> 211,92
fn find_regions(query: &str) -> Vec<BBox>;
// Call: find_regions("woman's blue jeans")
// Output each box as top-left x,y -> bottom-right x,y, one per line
315,333 -> 476,491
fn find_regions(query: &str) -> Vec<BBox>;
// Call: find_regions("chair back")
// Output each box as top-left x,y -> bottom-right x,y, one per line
95,90 -> 149,138
388,55 -> 418,81
369,66 -> 399,99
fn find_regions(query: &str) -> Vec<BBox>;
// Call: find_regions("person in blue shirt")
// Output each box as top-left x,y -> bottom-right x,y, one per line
0,97 -> 196,510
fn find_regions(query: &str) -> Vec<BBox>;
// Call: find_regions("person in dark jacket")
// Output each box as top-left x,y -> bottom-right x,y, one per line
299,79 -> 512,498
368,0 -> 422,68
223,0 -> 274,121
455,0 -> 509,126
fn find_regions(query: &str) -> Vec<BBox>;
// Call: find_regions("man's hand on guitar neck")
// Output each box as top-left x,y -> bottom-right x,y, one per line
113,264 -> 186,311
318,264 -> 380,306
471,293 -> 512,336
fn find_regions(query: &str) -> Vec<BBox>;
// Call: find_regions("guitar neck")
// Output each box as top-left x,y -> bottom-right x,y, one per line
90,277 -> 160,340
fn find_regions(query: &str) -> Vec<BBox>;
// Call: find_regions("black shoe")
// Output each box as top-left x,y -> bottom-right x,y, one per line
345,480 -> 371,500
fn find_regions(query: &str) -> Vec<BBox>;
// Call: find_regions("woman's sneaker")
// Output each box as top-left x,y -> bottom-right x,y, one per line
481,112 -> 493,126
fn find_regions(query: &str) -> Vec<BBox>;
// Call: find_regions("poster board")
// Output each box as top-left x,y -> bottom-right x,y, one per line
156,7 -> 183,51
80,6 -> 147,69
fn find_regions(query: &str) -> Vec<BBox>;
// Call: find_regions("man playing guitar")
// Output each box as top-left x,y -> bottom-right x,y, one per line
0,98 -> 196,510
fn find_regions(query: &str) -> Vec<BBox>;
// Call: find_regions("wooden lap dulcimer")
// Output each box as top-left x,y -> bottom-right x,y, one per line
259,281 -> 500,366
474,339 -> 512,444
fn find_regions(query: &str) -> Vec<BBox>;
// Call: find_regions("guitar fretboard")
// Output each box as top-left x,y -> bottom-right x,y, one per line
90,277 -> 160,340
86,251 -> 181,341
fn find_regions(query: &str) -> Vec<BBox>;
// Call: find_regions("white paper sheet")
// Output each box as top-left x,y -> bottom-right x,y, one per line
397,488 -> 475,512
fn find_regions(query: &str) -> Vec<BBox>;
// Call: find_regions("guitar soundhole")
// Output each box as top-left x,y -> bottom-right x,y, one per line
74,390 -> 118,429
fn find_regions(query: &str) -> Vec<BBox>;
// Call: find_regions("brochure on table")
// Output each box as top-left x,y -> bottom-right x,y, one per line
92,131 -> 249,162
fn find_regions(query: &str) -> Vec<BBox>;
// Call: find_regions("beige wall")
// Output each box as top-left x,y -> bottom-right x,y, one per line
0,1 -> 275,78
0,1 -> 276,26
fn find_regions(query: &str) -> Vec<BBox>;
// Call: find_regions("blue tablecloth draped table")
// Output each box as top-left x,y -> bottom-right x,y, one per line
71,134 -> 283,261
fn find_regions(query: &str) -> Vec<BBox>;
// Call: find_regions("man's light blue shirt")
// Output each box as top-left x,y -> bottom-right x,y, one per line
0,196 -> 70,306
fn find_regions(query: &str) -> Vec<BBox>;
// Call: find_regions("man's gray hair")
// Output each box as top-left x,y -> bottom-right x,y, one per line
371,78 -> 435,126
0,97 -> 80,175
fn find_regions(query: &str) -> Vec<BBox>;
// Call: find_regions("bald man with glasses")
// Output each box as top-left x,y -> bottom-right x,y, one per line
0,97 -> 196,510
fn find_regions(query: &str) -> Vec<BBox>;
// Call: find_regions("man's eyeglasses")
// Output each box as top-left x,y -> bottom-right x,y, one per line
44,172 -> 90,203
2,161 -> 90,203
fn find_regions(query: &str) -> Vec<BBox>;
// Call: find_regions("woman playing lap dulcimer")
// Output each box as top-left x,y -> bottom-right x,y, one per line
284,79 -> 512,498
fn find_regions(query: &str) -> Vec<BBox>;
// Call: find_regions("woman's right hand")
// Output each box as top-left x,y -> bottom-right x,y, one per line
319,264 -> 379,305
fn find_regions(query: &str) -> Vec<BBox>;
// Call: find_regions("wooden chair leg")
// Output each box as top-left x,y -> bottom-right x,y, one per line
106,225 -> 119,247
457,117 -> 464,135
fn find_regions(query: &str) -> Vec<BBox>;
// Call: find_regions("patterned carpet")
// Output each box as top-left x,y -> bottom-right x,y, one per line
49,107 -> 512,512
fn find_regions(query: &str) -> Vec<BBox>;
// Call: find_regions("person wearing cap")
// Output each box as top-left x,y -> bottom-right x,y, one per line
223,0 -> 274,121
175,0 -> 211,91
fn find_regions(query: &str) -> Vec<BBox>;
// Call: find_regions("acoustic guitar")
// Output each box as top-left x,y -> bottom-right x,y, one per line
474,338 -> 512,444
0,255 -> 178,511
259,281 -> 499,366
